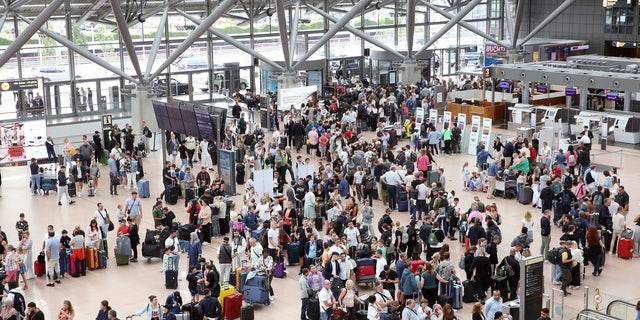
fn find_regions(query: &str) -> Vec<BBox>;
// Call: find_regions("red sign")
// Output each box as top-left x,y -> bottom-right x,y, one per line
485,44 -> 508,56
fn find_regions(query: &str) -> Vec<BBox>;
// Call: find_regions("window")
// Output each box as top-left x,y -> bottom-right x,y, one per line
604,0 -> 635,34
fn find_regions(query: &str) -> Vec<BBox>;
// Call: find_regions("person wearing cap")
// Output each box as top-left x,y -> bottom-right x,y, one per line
165,229 -> 181,275
217,237 -> 233,284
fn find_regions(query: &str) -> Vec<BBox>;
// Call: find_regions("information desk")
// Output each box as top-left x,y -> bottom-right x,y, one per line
446,101 -> 506,122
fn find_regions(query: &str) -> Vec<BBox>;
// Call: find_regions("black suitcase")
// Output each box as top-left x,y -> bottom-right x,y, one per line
602,229 -> 613,252
138,142 -> 145,152
490,275 -> 510,301
236,164 -> 246,185
166,184 -> 180,205
288,242 -> 300,265
570,264 -> 581,286
315,217 -> 323,231
181,302 -> 200,320
241,304 -> 254,320
235,148 -> 245,163
165,269 -> 178,289
518,187 -> 534,204
307,298 -> 320,320
398,190 -> 408,201
462,279 -> 478,303
279,136 -> 287,150
142,243 -> 162,258
68,182 -> 76,197
219,215 -> 230,235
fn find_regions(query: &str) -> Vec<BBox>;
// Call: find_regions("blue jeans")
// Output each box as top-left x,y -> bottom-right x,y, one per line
554,264 -> 562,282
591,253 -> 601,274
410,203 -> 417,221
180,158 -> 188,171
387,185 -> 398,210
301,298 -> 309,320
321,310 -> 329,320
31,174 -> 41,194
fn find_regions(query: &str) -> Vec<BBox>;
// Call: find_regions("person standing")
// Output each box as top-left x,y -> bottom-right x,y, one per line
559,240 -> 575,296
381,166 -> 403,211
487,160 -> 499,199
29,158 -> 41,195
57,166 -> 75,206
108,154 -> 119,196
299,268 -> 311,320
483,290 -> 503,320
198,289 -> 222,319
128,217 -> 140,263
217,237 -> 233,284
199,138 -> 213,171
540,209 -> 551,260
44,230 -> 61,287
318,279 -> 335,320
45,136 -> 56,164
165,230 -> 181,275
124,191 -> 142,225
497,248 -> 520,301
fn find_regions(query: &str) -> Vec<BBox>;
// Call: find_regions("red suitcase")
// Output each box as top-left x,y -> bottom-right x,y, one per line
356,264 -> 375,276
223,292 -> 242,320
617,237 -> 634,259
34,261 -> 45,277
410,260 -> 426,273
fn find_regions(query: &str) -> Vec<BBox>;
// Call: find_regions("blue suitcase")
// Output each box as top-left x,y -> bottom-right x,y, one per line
243,276 -> 270,304
59,248 -> 69,275
138,179 -> 150,198
98,249 -> 107,269
452,284 -> 463,309
398,200 -> 408,212
288,242 -> 300,266
238,271 -> 248,292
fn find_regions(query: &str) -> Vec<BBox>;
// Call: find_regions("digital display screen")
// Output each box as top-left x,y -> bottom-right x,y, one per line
606,92 -> 618,100
498,81 -> 510,89
179,103 -> 200,137
195,108 -> 215,141
152,101 -> 171,131
165,102 -> 185,134
565,87 -> 576,96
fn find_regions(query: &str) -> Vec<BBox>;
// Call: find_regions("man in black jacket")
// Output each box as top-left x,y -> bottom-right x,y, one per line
497,248 -> 520,301
291,120 -> 305,152
539,181 -> 555,213
198,288 -> 222,319
470,247 -> 492,300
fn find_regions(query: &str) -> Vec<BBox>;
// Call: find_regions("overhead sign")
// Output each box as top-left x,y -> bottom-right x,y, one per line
485,44 -> 508,56
570,45 -> 589,51
565,87 -> 577,96
0,79 -> 40,91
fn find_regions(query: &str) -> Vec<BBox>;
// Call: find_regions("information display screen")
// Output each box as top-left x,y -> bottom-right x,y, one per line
165,102 -> 185,134
498,81 -> 510,89
179,103 -> 200,137
195,108 -> 215,141
152,101 -> 171,131
520,255 -> 544,320
565,87 -> 576,96
606,92 -> 618,100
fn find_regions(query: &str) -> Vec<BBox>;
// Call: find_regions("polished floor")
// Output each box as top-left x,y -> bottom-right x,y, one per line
2,125 -> 640,320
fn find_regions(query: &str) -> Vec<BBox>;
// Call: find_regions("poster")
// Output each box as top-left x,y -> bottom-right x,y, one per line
0,120 -> 47,163
443,111 -> 452,129
457,113 -> 467,132
429,109 -> 438,125
279,85 -> 317,110
217,149 -> 236,195
481,118 -> 493,148
254,169 -> 274,198
416,107 -> 424,124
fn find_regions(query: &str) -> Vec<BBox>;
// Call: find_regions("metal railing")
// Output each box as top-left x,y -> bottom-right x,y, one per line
606,300 -> 638,320
575,309 -> 624,320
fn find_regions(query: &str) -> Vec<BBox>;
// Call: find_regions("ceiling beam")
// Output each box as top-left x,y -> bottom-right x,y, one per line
109,0 -> 144,80
275,0 -> 291,69
518,0 -> 576,46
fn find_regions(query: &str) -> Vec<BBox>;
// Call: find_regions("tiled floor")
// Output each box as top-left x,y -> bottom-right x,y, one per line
2,125 -> 640,319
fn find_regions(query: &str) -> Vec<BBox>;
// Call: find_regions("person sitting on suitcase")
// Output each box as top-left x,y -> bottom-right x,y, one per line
198,288 -> 222,319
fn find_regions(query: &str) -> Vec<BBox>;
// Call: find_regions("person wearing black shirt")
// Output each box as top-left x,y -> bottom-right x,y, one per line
470,248 -> 492,300
29,158 -> 41,195
231,102 -> 241,118
159,161 -> 175,199
540,210 -> 551,259
197,288 -> 222,319
178,140 -> 189,172
93,131 -> 104,164
497,248 -> 521,301
378,265 -> 399,299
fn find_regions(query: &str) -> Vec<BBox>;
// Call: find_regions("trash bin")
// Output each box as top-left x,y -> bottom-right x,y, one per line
502,300 -> 519,320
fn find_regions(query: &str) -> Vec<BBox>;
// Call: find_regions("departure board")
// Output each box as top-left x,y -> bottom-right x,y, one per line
195,108 -> 215,141
520,255 -> 544,320
179,103 -> 200,137
152,101 -> 171,131
165,102 -> 185,135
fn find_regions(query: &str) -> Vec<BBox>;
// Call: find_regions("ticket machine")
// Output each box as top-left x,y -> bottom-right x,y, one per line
572,111 -> 603,136
507,104 -> 535,131
533,106 -> 561,128
604,114 -> 640,144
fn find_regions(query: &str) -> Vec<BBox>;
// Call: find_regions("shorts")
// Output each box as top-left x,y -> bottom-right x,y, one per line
189,288 -> 197,296
19,263 -> 26,274
280,242 -> 289,250
119,171 -> 126,177
416,199 -> 428,212
319,146 -> 326,153
309,144 -> 318,150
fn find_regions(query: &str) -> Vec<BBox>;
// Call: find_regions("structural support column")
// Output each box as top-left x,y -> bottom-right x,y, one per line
511,0 -> 526,49
0,0 -> 63,68
109,0 -> 144,80
624,91 -> 632,111
146,6 -> 169,79
414,0 -> 482,57
522,81 -> 530,104
289,1 -> 300,66
293,0 -> 372,69
276,0 -> 291,69
579,86 -> 588,110
406,0 -> 416,57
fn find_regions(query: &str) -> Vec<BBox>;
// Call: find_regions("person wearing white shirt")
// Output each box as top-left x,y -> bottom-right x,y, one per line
374,249 -> 387,280
401,299 -> 420,320
248,238 -> 263,267
373,282 -> 393,315
267,221 -> 279,260
540,141 -> 552,171
329,239 -> 347,256
343,222 -> 361,249
611,210 -> 626,254
199,139 -> 213,170
381,166 -> 404,211
318,280 -> 335,320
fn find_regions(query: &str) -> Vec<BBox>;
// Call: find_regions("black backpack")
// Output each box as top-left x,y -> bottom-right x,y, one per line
365,176 -> 376,190
12,291 -> 26,317
547,247 -> 562,264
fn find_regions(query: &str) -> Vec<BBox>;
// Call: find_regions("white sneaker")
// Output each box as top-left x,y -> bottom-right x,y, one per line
553,281 -> 561,285
269,296 -> 275,301
78,193 -> 82,198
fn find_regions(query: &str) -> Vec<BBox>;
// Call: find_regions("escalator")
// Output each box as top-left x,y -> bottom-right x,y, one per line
574,309 -> 623,320
606,300 -> 638,320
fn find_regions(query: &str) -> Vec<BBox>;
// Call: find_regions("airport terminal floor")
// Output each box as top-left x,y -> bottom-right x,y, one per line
1,118 -> 640,320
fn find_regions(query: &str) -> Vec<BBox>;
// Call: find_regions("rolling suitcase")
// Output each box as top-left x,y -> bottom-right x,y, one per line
518,186 -> 534,204
238,270 -> 248,292
243,276 -> 270,305
218,284 -> 235,309
101,239 -> 109,258
306,298 -> 320,320
236,164 -> 246,185
165,184 -> 180,205
279,136 -> 287,150
617,237 -> 634,259
138,179 -> 150,198
165,269 -> 178,289
462,279 -> 478,303
68,251 -> 79,277
34,260 -> 45,277
223,293 -> 242,320
86,248 -> 99,269
490,275 -> 509,301
181,302 -> 200,320
398,200 -> 408,212
274,262 -> 286,278
398,190 -> 408,201
174,311 -> 190,320
68,182 -> 76,197
240,304 -> 254,320
288,242 -> 300,265
427,170 -> 439,186
98,249 -> 107,269
59,248 -> 69,276
452,284 -> 463,309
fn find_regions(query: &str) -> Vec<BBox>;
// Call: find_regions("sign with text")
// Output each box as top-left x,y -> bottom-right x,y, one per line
519,255 -> 544,320
565,87 -> 577,96
416,107 -> 425,124
429,109 -> 438,125
485,43 -> 508,56
218,149 -> 236,195
0,79 -> 39,91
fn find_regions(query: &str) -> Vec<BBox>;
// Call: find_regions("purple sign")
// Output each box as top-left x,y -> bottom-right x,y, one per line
536,84 -> 547,93
565,87 -> 576,96
606,92 -> 618,100
498,81 -> 510,89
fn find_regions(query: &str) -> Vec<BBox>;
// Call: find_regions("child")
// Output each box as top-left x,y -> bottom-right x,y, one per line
186,266 -> 200,302
16,213 -> 29,242
116,219 -> 129,236
462,162 -> 470,190
516,172 -> 525,196
522,211 -> 534,239
116,204 -> 125,222
459,213 -> 468,246
16,247 -> 28,290
469,172 -> 481,191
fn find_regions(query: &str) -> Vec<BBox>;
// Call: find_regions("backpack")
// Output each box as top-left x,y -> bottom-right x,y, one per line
409,152 -> 417,163
437,261 -> 453,280
428,230 -> 438,246
365,176 -> 376,190
502,262 -> 515,277
258,229 -> 268,248
346,162 -> 356,177
12,291 -> 26,317
401,228 -> 409,244
459,220 -> 468,236
408,187 -> 419,200
585,171 -> 595,184
568,152 -> 576,163
547,247 -> 561,264
333,158 -> 343,172
458,255 -> 466,269
593,193 -> 604,208
563,174 -> 574,188
561,191 -> 573,207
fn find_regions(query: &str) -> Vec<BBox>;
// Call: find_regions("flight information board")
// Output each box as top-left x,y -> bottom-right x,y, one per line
195,108 -> 215,141
179,103 -> 200,137
152,101 -> 171,131
165,102 -> 185,135
520,255 -> 544,320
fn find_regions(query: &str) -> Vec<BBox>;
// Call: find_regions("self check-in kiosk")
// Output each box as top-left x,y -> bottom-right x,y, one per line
507,104 -> 535,131
572,111 -> 604,137
604,113 -> 640,144
533,106 -> 561,128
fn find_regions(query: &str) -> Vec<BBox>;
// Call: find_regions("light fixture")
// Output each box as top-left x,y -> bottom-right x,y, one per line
375,1 -> 382,10
266,7 -> 275,16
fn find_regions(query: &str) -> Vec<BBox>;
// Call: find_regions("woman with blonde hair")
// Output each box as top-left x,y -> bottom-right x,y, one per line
338,279 -> 363,320
471,301 -> 486,320
0,299 -> 18,320
522,211 -> 534,239
57,300 -> 75,320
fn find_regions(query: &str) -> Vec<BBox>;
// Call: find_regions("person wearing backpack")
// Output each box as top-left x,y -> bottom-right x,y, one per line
555,185 -> 577,224
583,165 -> 598,194
497,248 -> 520,301
7,280 -> 25,319
558,241 -> 575,296
426,221 -> 445,260
565,146 -> 578,176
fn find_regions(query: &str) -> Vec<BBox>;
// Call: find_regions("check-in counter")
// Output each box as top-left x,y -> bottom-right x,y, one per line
508,104 -> 535,131
572,111 -> 604,136
604,113 -> 640,144
446,101 -> 506,121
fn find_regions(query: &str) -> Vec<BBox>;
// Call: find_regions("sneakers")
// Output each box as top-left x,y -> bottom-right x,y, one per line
69,201 -> 75,205
597,269 -> 603,276
269,295 -> 275,301
58,202 -> 62,206
55,280 -> 61,284
46,283 -> 54,287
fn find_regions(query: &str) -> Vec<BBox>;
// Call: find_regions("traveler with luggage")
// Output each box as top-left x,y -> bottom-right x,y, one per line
129,295 -> 163,320
585,226 -> 604,277
198,289 -> 223,320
